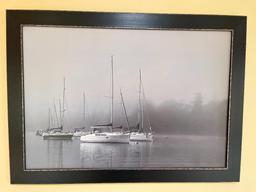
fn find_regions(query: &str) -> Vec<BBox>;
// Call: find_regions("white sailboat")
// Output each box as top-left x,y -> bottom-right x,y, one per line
130,132 -> 153,142
43,78 -> 73,139
80,56 -> 130,143
130,70 -> 153,142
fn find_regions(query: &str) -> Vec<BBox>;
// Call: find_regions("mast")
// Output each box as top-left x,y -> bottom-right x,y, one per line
120,89 -> 130,131
139,69 -> 144,132
58,98 -> 62,127
61,78 -> 66,130
83,92 -> 86,128
110,56 -> 114,132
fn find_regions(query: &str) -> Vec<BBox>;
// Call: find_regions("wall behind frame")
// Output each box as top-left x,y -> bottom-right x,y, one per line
0,0 -> 255,191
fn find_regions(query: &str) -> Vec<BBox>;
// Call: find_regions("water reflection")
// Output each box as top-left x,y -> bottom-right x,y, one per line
128,142 -> 153,167
26,134 -> 226,169
80,143 -> 129,168
45,139 -> 73,168
80,141 -> 153,168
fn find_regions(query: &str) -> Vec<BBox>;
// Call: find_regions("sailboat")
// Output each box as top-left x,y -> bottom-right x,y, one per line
36,108 -> 52,136
130,70 -> 153,142
42,78 -> 73,139
80,56 -> 129,143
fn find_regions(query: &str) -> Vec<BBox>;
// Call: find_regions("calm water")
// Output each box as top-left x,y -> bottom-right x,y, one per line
26,133 -> 226,169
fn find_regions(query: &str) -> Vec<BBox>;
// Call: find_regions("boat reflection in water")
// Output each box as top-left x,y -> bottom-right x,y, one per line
127,141 -> 152,168
80,141 -> 152,169
45,139 -> 77,169
46,140 -> 64,168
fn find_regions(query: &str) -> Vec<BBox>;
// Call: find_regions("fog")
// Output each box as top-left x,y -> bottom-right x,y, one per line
23,26 -> 231,136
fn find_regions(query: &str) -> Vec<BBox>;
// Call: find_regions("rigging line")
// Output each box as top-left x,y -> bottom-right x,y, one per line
141,82 -> 152,132
53,99 -> 60,128
112,55 -> 127,129
50,108 -> 54,129
48,108 -> 51,130
115,58 -> 128,126
114,56 -> 122,96
65,89 -> 72,130
62,78 -> 72,130
120,89 -> 130,132
58,98 -> 62,128
62,77 -> 66,129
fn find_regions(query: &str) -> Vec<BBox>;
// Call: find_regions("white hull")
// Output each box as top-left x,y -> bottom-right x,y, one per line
80,132 -> 129,143
73,131 -> 90,137
130,132 -> 153,142
42,132 -> 73,139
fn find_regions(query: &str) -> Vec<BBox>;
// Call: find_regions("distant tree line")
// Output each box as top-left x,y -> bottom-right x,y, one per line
126,94 -> 228,136
63,94 -> 228,137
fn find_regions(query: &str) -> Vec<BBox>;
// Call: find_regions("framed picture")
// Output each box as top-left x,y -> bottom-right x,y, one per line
7,10 -> 246,183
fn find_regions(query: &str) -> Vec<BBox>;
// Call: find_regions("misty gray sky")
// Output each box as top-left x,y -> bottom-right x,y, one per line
23,26 -> 231,130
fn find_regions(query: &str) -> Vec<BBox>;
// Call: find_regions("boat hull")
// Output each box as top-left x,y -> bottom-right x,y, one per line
73,131 -> 90,137
80,133 -> 129,143
130,132 -> 153,142
42,133 -> 73,140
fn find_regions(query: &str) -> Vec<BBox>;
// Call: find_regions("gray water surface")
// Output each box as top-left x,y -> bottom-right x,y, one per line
26,133 -> 226,169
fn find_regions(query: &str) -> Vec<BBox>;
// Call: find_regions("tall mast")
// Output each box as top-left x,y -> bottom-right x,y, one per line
110,56 -> 114,132
83,91 -> 86,128
61,78 -> 66,130
139,69 -> 144,132
120,89 -> 130,131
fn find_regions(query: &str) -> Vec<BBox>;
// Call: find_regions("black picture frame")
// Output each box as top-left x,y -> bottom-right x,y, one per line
7,10 -> 246,183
